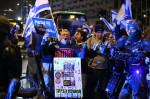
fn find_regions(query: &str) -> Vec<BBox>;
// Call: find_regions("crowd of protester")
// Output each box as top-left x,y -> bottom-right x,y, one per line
0,14 -> 150,99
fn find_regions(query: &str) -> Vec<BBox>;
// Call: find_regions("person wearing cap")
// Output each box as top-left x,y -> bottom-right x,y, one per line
85,24 -> 111,99
0,15 -> 22,98
111,19 -> 150,99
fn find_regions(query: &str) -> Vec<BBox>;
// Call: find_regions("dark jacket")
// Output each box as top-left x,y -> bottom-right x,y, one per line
0,39 -> 22,92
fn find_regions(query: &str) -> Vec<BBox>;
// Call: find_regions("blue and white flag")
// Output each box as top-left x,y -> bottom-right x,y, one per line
115,0 -> 132,21
125,0 -> 132,19
82,23 -> 91,33
114,0 -> 132,30
23,6 -> 38,38
34,0 -> 51,15
110,10 -> 117,23
23,0 -> 51,38
100,16 -> 114,32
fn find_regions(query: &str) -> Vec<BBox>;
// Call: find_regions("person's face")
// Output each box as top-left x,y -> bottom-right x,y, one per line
109,34 -> 114,43
95,31 -> 104,40
128,26 -> 137,35
113,39 -> 117,45
60,31 -> 70,44
75,32 -> 82,43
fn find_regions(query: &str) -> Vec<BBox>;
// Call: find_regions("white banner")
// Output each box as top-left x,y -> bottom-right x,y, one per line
53,57 -> 83,98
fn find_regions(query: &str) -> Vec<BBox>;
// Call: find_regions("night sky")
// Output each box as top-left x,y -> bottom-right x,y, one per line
0,0 -> 16,18
0,0 -> 15,9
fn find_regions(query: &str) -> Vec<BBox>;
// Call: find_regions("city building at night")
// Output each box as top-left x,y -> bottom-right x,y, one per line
0,0 -> 150,26
51,0 -> 119,25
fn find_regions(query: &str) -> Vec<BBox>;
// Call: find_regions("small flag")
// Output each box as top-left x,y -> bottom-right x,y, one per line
100,16 -> 114,32
115,0 -> 132,22
110,10 -> 117,23
23,0 -> 51,43
114,0 -> 132,29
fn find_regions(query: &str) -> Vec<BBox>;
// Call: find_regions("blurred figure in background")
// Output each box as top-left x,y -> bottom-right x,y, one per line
143,27 -> 150,40
7,24 -> 19,45
26,24 -> 46,85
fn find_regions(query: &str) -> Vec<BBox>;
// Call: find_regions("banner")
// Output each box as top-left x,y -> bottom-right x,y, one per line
53,58 -> 83,98
32,18 -> 57,38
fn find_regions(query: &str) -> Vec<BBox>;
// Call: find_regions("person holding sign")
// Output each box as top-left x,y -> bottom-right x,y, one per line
41,29 -> 87,97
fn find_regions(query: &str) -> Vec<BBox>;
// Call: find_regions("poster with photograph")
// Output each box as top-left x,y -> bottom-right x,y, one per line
32,18 -> 57,37
53,57 -> 83,98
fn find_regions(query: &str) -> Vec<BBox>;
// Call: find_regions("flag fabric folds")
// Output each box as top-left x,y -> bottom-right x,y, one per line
23,0 -> 51,38
34,0 -> 51,15
23,6 -> 38,38
125,0 -> 132,18
110,10 -> 117,23
114,0 -> 132,29
115,0 -> 132,22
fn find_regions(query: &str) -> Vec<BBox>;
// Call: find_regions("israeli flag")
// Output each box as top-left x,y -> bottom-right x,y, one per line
23,0 -> 51,39
23,6 -> 37,38
125,0 -> 132,19
101,16 -> 114,32
114,0 -> 132,30
115,0 -> 132,22
34,0 -> 51,15
110,10 -> 117,23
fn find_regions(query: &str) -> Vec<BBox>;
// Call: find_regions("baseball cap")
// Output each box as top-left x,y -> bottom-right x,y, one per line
94,24 -> 104,32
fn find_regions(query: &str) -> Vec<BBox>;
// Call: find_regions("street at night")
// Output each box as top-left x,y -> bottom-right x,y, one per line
0,0 -> 150,99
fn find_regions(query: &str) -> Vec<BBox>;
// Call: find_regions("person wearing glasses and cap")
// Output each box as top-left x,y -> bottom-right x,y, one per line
85,24 -> 111,99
